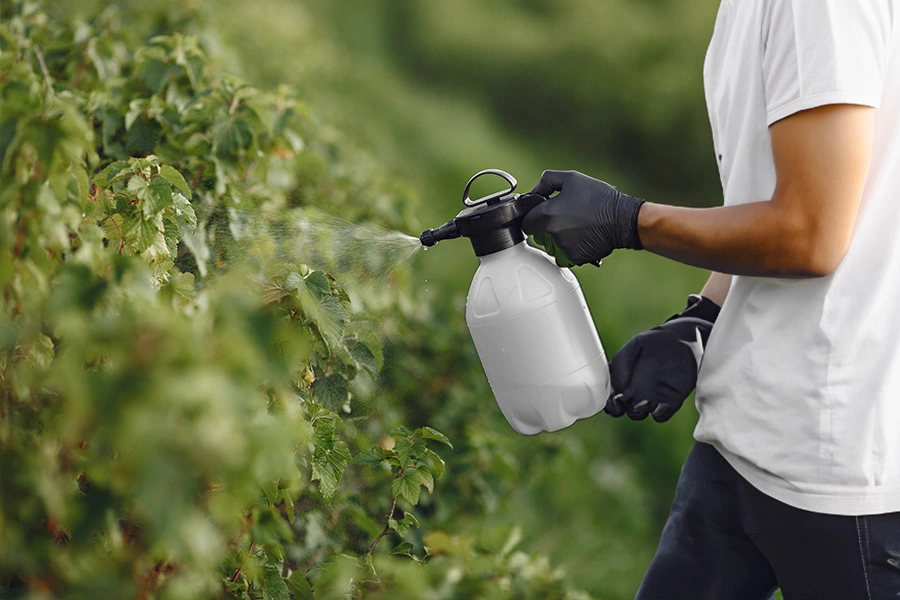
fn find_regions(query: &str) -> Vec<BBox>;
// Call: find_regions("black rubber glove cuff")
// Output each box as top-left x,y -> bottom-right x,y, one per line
667,294 -> 721,324
622,196 -> 646,250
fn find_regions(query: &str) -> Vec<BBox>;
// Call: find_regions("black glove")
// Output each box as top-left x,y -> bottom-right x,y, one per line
522,170 -> 645,267
605,295 -> 721,422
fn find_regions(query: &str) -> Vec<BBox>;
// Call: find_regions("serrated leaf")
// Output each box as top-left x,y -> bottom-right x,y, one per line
167,271 -> 195,300
343,320 -> 383,373
102,213 -> 126,248
392,468 -> 422,505
158,164 -> 191,199
127,174 -> 149,195
163,216 -> 179,255
391,541 -> 415,557
172,192 -> 196,228
261,567 -> 290,600
425,448 -> 445,480
304,270 -> 330,298
395,437 -> 426,470
92,160 -> 130,188
120,212 -> 147,251
312,437 -> 350,503
354,447 -> 388,468
415,426 -> 453,448
417,466 -> 434,493
143,176 -> 173,217
284,271 -> 304,292
286,571 -> 313,600
311,374 -> 348,413
388,511 -> 420,536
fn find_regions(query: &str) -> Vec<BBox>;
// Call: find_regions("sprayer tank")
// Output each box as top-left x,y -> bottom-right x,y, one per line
465,241 -> 611,435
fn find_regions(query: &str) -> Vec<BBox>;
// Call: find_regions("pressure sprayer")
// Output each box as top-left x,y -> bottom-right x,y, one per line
420,169 -> 611,435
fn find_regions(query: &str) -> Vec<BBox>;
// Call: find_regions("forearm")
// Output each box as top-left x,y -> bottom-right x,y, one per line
637,200 -> 849,278
700,271 -> 731,306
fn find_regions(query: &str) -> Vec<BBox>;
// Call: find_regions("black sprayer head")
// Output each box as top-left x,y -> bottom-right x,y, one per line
419,169 -> 545,257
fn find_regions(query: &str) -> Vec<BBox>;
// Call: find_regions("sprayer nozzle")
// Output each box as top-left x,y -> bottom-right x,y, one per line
420,220 -> 461,247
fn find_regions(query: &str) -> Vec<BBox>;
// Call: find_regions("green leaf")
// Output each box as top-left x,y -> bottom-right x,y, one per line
395,437 -> 426,470
125,116 -> 161,156
392,468 -> 422,505
312,436 -> 350,503
93,160 -> 130,188
417,465 -> 434,494
343,320 -> 383,374
159,164 -> 191,199
414,426 -> 453,448
167,271 -> 196,300
304,270 -> 330,299
121,213 -> 159,253
354,447 -> 388,468
311,374 -> 349,413
261,567 -> 290,600
144,177 -> 174,217
391,541 -> 415,557
388,511 -> 420,536
425,448 -> 445,480
286,571 -> 313,600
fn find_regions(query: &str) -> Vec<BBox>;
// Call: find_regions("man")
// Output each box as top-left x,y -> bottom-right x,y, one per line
522,1 -> 900,598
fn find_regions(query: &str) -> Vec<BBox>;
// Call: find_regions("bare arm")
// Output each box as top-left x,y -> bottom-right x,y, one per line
699,271 -> 731,306
638,104 -> 874,278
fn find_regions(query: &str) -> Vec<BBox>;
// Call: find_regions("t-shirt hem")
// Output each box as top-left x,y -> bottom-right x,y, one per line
712,443 -> 900,516
766,91 -> 881,126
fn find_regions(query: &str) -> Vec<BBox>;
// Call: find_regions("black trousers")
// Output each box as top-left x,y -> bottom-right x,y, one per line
636,442 -> 900,600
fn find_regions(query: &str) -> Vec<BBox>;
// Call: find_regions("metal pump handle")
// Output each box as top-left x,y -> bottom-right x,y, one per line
462,169 -> 518,207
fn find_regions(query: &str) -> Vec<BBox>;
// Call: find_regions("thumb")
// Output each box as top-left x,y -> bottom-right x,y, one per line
530,170 -> 568,198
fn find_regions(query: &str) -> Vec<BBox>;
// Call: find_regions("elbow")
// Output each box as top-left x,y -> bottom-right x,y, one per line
789,238 -> 850,278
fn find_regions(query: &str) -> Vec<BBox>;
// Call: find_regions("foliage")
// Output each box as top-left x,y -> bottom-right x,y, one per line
0,1 -> 603,599
0,2 -> 596,598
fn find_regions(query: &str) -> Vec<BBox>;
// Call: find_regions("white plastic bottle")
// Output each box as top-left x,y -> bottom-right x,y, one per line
466,241 -> 610,435
419,169 -> 611,435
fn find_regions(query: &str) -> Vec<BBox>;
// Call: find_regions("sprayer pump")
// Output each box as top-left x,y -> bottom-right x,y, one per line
419,169 -> 544,256
419,169 -> 611,436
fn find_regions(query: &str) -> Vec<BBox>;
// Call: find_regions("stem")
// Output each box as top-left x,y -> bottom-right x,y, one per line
230,541 -> 255,583
190,165 -> 205,189
33,45 -> 54,97
365,496 -> 396,556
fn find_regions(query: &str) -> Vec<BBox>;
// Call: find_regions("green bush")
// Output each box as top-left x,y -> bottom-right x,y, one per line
1,2 -> 602,598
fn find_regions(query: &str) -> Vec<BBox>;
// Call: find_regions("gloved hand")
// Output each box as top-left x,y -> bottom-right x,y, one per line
522,170 -> 645,267
606,295 -> 721,422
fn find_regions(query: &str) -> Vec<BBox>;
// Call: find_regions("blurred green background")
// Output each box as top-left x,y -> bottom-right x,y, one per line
11,0 -> 723,597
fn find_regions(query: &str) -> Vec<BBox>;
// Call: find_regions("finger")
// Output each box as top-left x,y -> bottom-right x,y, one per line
651,404 -> 675,423
521,202 -> 548,235
625,397 -> 651,421
530,170 -> 568,198
604,393 -> 626,418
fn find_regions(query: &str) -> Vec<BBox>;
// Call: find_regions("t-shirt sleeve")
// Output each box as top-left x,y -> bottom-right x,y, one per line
762,0 -> 892,126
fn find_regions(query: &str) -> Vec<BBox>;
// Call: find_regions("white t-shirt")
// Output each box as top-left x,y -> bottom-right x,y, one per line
695,0 -> 900,515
